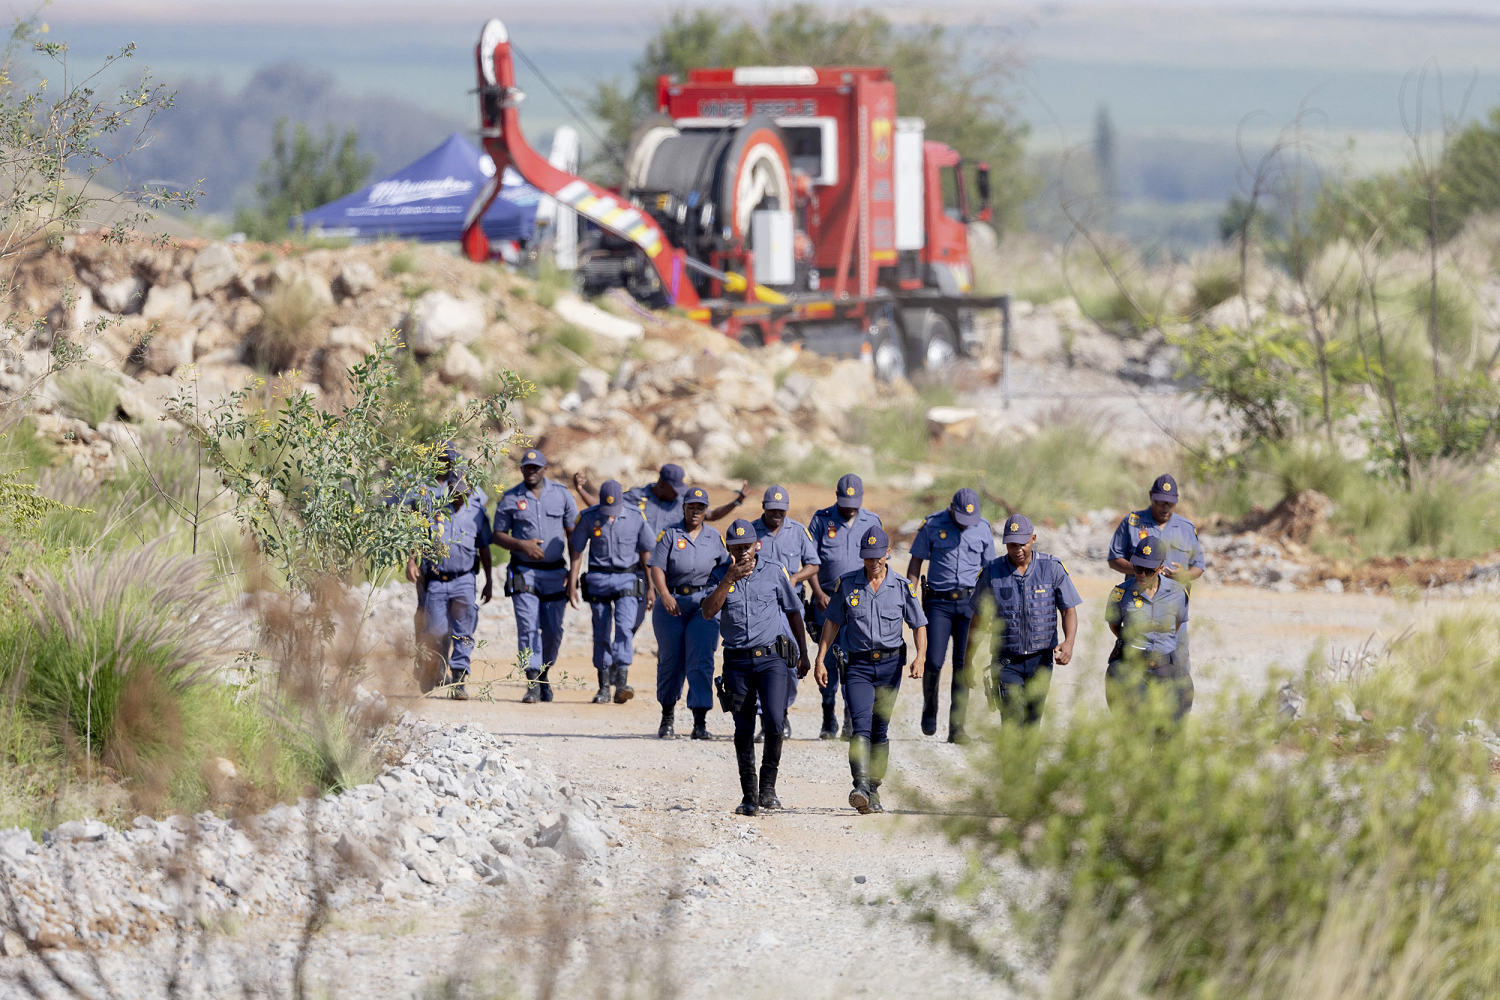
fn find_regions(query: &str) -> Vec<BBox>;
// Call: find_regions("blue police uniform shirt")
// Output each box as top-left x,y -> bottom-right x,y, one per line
651,522 -> 730,590
624,483 -> 683,539
494,478 -> 578,564
570,505 -> 653,572
753,515 -> 819,577
910,509 -> 996,591
708,558 -> 800,649
1108,509 -> 1205,578
422,483 -> 491,576
827,569 -> 928,651
1106,576 -> 1189,658
807,506 -> 883,593
970,552 -> 1082,657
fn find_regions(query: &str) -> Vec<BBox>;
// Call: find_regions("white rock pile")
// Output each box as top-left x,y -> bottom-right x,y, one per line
0,718 -> 618,953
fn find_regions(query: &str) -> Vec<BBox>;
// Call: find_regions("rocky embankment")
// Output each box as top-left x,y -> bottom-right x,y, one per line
1,235 -> 886,488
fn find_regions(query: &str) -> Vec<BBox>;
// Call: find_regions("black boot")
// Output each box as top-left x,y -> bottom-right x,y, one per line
868,740 -> 890,813
537,666 -> 554,702
521,669 -> 540,704
920,667 -> 941,736
591,670 -> 612,704
612,666 -> 634,704
840,708 -> 852,741
819,705 -> 838,740
734,731 -> 758,815
690,706 -> 713,740
847,735 -> 872,814
758,727 -> 784,810
450,669 -> 469,701
657,704 -> 675,739
948,669 -> 970,742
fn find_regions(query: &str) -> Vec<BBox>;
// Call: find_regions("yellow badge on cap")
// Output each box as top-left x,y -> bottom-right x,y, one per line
845,486 -> 856,496
1162,482 -> 1172,492
734,526 -> 745,536
1142,544 -> 1152,555
867,535 -> 877,545
774,492 -> 783,500
1009,522 -> 1019,532
965,503 -> 974,513
526,451 -> 536,460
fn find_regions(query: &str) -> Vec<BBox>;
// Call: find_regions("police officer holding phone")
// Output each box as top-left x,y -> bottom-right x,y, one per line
567,479 -> 654,705
815,526 -> 927,815
702,518 -> 811,816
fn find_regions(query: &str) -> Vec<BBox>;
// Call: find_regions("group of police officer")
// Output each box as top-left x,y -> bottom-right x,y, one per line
409,448 -> 1203,817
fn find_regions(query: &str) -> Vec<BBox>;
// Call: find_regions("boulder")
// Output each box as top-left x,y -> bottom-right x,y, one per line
225,297 -> 265,338
402,290 -> 486,356
925,406 -> 981,442
141,281 -> 193,322
575,367 -> 610,403
440,342 -> 484,387
271,261 -> 335,308
334,260 -> 378,299
93,275 -> 145,314
328,325 -> 376,353
189,244 -> 239,297
193,320 -> 239,360
555,294 -> 643,343
140,320 -> 195,376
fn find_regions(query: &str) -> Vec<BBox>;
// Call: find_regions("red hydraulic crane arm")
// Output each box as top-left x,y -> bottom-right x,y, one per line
460,18 -> 699,308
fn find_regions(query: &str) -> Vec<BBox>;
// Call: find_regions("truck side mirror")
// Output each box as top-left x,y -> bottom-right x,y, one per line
975,162 -> 993,223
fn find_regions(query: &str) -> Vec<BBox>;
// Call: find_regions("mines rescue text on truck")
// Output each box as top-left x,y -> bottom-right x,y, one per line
460,17 -> 1009,378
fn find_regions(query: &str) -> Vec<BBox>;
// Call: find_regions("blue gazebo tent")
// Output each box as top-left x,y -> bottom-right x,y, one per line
292,132 -> 538,242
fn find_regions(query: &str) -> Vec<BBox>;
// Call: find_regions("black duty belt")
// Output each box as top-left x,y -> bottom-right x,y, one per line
996,648 -> 1054,664
724,644 -> 778,662
590,565 -> 634,574
515,558 -> 566,571
673,584 -> 712,596
926,586 -> 975,602
848,645 -> 902,661
425,568 -> 474,583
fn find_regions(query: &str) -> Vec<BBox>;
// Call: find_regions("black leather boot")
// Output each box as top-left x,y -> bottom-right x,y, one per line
521,669 -> 540,704
591,670 -> 612,704
657,703 -> 675,739
847,735 -> 872,814
840,708 -> 852,741
868,740 -> 890,813
758,727 -> 784,809
819,705 -> 838,740
920,667 -> 941,736
537,666 -> 554,702
612,666 -> 634,704
450,669 -> 469,701
734,730 -> 758,815
690,707 -> 713,740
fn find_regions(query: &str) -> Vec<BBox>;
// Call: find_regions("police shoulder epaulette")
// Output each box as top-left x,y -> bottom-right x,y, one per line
832,578 -> 842,594
656,529 -> 667,542
780,565 -> 790,580
802,524 -> 814,541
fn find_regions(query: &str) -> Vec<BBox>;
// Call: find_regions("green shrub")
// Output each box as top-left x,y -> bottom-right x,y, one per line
55,366 -> 121,427
913,614 -> 1500,999
387,249 -> 418,276
253,279 -> 327,373
1188,258 -> 1241,315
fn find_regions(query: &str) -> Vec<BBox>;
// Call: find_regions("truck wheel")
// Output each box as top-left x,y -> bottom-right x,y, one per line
905,308 -> 960,372
871,321 -> 908,382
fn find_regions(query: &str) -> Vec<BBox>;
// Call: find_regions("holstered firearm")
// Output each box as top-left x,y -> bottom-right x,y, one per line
714,674 -> 747,715
830,643 -> 848,674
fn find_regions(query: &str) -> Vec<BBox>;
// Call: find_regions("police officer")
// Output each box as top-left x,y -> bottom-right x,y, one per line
649,486 -> 729,740
574,465 -> 747,632
1105,530 -> 1193,723
752,484 -> 820,740
492,448 -> 578,703
1107,473 -> 1204,671
807,473 -> 883,740
567,479 -> 654,705
702,518 -> 812,816
966,513 -> 1081,730
815,526 -> 927,815
905,487 -> 995,743
405,453 -> 494,700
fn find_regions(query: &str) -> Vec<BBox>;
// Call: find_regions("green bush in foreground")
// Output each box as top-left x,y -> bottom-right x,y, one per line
911,613 -> 1500,999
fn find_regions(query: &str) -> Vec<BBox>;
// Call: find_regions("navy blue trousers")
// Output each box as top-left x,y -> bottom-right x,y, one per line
995,649 -> 1055,728
921,598 -> 974,731
724,652 -> 791,736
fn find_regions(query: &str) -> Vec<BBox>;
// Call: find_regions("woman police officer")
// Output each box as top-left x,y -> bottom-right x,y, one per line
1105,529 -> 1194,724
649,487 -> 730,740
815,526 -> 927,815
701,518 -> 812,816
